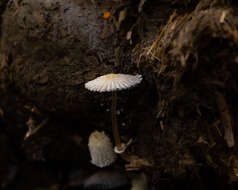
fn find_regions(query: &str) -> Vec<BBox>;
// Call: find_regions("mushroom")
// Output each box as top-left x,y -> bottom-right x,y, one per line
85,73 -> 142,153
88,130 -> 117,168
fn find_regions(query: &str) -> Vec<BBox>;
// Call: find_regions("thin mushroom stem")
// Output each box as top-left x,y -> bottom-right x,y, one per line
111,91 -> 123,151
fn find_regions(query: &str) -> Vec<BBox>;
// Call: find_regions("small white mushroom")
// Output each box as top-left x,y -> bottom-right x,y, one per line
88,131 -> 117,168
85,73 -> 142,154
85,73 -> 142,92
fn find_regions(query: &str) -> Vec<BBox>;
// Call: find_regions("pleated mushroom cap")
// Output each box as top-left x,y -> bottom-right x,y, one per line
85,73 -> 142,92
88,131 -> 117,168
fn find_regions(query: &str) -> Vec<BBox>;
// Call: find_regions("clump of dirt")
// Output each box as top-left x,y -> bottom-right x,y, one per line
0,0 -> 119,117
132,0 -> 238,187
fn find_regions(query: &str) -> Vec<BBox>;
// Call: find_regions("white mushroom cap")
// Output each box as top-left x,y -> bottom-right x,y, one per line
88,131 -> 117,168
85,73 -> 142,92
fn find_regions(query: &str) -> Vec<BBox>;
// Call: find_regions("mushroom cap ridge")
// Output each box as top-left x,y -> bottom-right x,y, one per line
85,73 -> 142,92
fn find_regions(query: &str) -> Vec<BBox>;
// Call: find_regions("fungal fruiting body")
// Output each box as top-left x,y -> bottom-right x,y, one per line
85,74 -> 142,92
88,131 -> 117,168
85,73 -> 143,154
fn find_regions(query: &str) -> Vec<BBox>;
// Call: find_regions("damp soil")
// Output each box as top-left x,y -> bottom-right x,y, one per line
1,0 -> 238,189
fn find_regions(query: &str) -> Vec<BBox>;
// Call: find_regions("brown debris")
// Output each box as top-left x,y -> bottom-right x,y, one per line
131,0 -> 238,185
121,153 -> 154,171
24,116 -> 48,140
